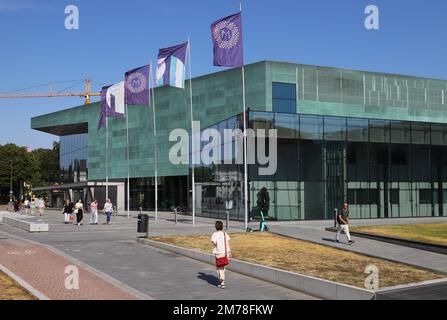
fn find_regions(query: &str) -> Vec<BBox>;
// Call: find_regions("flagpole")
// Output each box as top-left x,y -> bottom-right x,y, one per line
126,102 -> 130,219
240,3 -> 249,232
150,62 -> 158,221
187,36 -> 196,226
106,115 -> 109,203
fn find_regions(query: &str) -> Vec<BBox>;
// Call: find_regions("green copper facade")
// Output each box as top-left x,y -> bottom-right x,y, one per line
33,61 -> 447,182
32,61 -> 268,181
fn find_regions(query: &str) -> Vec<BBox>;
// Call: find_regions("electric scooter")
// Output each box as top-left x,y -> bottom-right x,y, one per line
246,209 -> 270,232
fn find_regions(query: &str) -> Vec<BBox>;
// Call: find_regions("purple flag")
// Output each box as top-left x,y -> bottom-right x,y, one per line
98,85 -> 125,129
125,65 -> 150,106
211,12 -> 244,67
156,42 -> 188,88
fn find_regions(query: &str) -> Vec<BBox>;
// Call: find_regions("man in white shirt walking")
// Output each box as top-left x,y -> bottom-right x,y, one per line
336,203 -> 355,245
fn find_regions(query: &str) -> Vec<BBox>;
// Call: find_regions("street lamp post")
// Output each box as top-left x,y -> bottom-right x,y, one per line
10,160 -> 13,202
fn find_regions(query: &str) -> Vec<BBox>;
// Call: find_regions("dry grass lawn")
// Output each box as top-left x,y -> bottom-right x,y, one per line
0,271 -> 36,300
352,223 -> 447,246
151,233 -> 445,289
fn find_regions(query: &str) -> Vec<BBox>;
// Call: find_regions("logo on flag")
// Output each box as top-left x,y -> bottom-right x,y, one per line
127,73 -> 146,94
125,65 -> 150,106
211,12 -> 244,68
156,42 -> 188,89
213,20 -> 240,49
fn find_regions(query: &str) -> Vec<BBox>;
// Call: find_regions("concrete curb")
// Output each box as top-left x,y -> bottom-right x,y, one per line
0,263 -> 49,300
375,277 -> 447,293
137,238 -> 376,300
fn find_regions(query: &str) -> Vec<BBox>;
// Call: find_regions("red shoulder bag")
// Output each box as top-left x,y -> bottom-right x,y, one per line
216,232 -> 229,268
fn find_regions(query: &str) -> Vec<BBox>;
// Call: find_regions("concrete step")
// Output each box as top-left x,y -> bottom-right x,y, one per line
1,212 -> 49,232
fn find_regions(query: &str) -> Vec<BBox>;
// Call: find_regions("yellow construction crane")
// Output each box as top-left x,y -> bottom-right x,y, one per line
0,79 -> 101,105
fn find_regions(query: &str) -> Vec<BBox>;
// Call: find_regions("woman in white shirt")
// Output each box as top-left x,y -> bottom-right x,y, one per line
24,199 -> 30,215
38,198 -> 45,216
103,199 -> 113,225
211,221 -> 231,289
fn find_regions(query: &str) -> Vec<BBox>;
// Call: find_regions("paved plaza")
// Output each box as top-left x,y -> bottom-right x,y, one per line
1,209 -> 446,300
0,210 -> 316,300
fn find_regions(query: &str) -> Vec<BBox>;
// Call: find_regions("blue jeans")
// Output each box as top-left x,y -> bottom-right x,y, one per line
105,212 -> 112,223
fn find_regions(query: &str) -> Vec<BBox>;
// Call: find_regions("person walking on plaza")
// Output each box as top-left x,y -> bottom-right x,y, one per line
75,199 -> 84,226
211,221 -> 231,289
13,199 -> 20,213
336,203 -> 355,245
62,200 -> 74,224
90,199 -> 99,225
103,199 -> 113,225
30,199 -> 36,216
24,199 -> 30,215
38,198 -> 45,216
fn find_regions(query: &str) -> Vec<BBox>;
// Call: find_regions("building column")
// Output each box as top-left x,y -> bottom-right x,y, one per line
116,184 -> 125,214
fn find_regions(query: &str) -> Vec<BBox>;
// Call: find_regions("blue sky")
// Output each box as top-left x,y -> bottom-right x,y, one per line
0,0 -> 447,149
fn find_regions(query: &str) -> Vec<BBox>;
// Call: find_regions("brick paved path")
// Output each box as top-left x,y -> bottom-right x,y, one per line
0,236 -> 144,300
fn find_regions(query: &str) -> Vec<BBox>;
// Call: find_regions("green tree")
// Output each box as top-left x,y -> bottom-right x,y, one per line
31,142 -> 60,187
0,144 -> 36,203
0,142 -> 60,203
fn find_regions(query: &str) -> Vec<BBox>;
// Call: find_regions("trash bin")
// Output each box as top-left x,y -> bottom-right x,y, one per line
137,213 -> 149,233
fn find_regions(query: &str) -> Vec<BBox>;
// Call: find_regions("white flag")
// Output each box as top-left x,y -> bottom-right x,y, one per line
106,81 -> 125,115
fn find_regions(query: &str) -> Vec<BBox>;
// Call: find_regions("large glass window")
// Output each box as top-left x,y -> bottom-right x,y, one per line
431,124 -> 447,146
275,113 -> 299,139
370,120 -> 390,143
191,114 -> 245,221
273,82 -> 296,113
198,111 -> 447,221
299,115 -> 323,140
60,134 -> 88,183
347,118 -> 369,142
324,116 -> 346,141
391,121 -> 410,144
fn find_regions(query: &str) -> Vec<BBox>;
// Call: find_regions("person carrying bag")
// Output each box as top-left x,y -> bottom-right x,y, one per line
62,200 -> 74,224
211,221 -> 231,289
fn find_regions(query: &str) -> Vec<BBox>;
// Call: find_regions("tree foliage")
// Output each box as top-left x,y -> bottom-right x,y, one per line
0,142 -> 60,203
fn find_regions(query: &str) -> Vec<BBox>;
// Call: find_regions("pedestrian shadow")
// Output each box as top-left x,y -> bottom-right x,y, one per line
197,272 -> 219,286
166,219 -> 192,223
322,238 -> 338,243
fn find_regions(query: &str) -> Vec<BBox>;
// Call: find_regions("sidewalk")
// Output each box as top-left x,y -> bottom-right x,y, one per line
0,210 -> 317,300
272,225 -> 447,273
0,235 -> 146,300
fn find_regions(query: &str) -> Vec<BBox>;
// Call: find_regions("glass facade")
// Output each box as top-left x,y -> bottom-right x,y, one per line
60,134 -> 88,183
250,111 -> 447,220
190,114 -> 245,221
187,108 -> 447,221
128,176 -> 187,211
